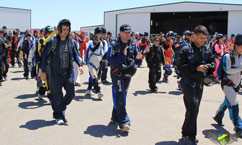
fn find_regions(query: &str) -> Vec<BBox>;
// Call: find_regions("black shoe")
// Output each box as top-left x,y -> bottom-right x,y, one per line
236,130 -> 242,138
182,136 -> 198,145
151,87 -> 158,92
101,80 -> 110,84
213,117 -> 224,126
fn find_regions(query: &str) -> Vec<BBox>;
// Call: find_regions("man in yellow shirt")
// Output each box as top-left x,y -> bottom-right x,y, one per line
28,26 -> 57,99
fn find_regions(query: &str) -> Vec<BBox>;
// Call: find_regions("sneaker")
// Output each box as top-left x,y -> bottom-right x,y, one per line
75,82 -> 81,87
98,92 -> 103,99
163,77 -> 168,83
121,125 -> 130,133
182,136 -> 198,145
213,116 -> 224,126
86,90 -> 93,96
56,119 -> 65,125
151,86 -> 158,92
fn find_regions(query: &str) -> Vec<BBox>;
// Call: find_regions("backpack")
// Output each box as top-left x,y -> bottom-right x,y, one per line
217,51 -> 235,80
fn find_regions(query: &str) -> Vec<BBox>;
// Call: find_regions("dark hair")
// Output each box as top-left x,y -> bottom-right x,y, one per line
194,25 -> 209,35
40,28 -> 44,34
154,36 -> 160,41
231,34 -> 235,37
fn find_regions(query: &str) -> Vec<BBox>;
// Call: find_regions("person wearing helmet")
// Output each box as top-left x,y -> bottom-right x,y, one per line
22,32 -> 34,79
33,30 -> 39,40
84,27 -> 105,99
99,27 -> 110,84
27,26 -> 57,99
41,19 -> 84,125
145,36 -> 165,92
79,30 -> 89,59
107,24 -> 143,133
213,34 -> 242,138
139,32 -> 151,67
176,25 -> 216,144
163,31 -> 175,82
213,33 -> 227,82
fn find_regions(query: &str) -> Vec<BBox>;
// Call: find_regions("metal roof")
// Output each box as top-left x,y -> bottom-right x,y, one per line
104,1 -> 242,13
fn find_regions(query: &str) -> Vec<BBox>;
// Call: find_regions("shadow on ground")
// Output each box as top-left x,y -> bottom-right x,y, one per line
11,70 -> 24,73
133,90 -> 166,96
84,122 -> 128,138
16,93 -> 37,99
11,77 -> 26,81
155,139 -> 186,145
202,124 -> 238,144
18,98 -> 50,109
169,91 -> 183,96
20,119 -> 56,130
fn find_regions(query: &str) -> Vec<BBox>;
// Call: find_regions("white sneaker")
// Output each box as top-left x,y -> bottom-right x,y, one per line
98,92 -> 103,99
86,90 -> 93,96
56,119 -> 65,125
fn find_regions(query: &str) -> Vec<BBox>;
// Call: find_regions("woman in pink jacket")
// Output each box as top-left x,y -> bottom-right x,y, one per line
213,33 -> 227,81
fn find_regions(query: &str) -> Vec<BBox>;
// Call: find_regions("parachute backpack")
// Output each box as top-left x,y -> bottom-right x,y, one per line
217,51 -> 235,81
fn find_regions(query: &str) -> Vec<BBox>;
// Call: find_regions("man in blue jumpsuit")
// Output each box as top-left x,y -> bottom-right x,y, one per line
41,19 -> 84,125
107,24 -> 143,133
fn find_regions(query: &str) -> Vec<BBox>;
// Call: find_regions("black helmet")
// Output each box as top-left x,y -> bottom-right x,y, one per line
44,25 -> 54,33
183,30 -> 191,35
26,32 -> 31,37
164,64 -> 172,76
216,33 -> 223,39
164,67 -> 172,76
120,61 -> 137,78
144,32 -> 148,36
94,27 -> 102,34
235,34 -> 242,46
101,27 -> 107,34
57,19 -> 71,33
166,31 -> 174,37
202,75 -> 215,87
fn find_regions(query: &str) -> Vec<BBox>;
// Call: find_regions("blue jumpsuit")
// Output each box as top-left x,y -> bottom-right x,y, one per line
107,38 -> 141,128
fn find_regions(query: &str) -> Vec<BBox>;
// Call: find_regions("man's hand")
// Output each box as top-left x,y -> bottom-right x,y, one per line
41,72 -> 47,81
136,51 -> 143,60
123,46 -> 129,56
175,43 -> 180,48
146,46 -> 150,53
79,66 -> 84,75
197,65 -> 208,73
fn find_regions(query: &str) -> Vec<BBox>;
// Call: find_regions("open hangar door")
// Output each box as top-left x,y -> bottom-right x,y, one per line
150,12 -> 228,39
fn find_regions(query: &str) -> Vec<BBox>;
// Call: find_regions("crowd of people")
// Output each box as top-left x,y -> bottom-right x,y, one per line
0,19 -> 242,145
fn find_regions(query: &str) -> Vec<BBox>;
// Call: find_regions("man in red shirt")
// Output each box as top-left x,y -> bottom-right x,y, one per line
79,30 -> 88,59
226,34 -> 235,51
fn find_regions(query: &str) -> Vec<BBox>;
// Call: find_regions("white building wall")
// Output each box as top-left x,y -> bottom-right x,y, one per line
117,13 -> 150,36
228,11 -> 242,38
105,2 -> 242,37
0,7 -> 31,31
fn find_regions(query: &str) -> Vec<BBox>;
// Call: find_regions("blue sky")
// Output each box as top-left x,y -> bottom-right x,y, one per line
1,0 -> 242,30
